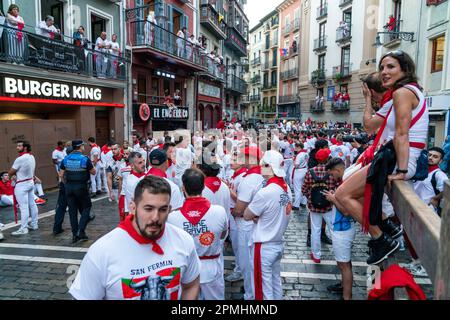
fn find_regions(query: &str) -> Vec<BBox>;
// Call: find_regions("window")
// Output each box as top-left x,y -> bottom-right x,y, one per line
91,14 -> 107,42
259,31 -> 262,41
393,0 -> 402,31
283,83 -> 288,96
432,36 -> 445,72
272,48 -> 278,66
318,54 -> 325,71
254,35 -> 257,43
138,75 -> 147,103
41,0 -> 65,36
319,22 -> 326,39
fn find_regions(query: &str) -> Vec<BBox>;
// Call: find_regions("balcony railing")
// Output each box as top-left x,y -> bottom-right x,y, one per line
0,23 -> 127,80
262,82 -> 276,90
339,0 -> 353,8
200,4 -> 227,40
280,68 -> 299,81
251,74 -> 261,84
317,3 -> 328,20
332,100 -> 350,112
313,36 -> 327,52
202,60 -> 226,81
311,69 -> 326,86
281,44 -> 299,60
250,94 -> 261,102
264,60 -> 271,70
279,95 -> 299,104
129,20 -> 211,71
226,74 -> 247,94
225,27 -> 247,57
272,37 -> 279,47
251,57 -> 261,65
336,24 -> 352,43
382,20 -> 402,45
332,63 -> 352,81
310,100 -> 325,113
284,23 -> 291,35
293,18 -> 300,31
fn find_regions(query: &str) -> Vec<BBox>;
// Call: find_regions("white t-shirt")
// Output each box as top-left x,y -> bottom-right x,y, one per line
12,154 -> 36,182
202,178 -> 231,218
166,163 -> 176,183
110,41 -> 120,56
36,21 -> 58,38
90,145 -> 101,164
124,172 -> 146,209
133,143 -> 141,152
230,169 -> 247,209
95,37 -> 110,53
248,182 -> 293,243
69,223 -> 200,300
414,168 -> 448,205
52,148 -> 66,172
330,144 -> 350,162
165,177 -> 184,211
237,171 -> 265,230
294,151 -> 309,169
175,148 -> 193,179
168,204 -> 228,283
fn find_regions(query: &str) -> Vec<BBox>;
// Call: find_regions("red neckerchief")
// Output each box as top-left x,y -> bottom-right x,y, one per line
243,166 -> 261,177
265,176 -> 288,192
288,139 -> 294,144
158,144 -> 164,149
180,197 -> 211,226
232,167 -> 248,180
334,141 -> 343,146
381,89 -> 395,107
55,146 -> 63,152
101,145 -> 110,154
131,170 -> 146,178
91,143 -> 98,149
18,152 -> 31,157
113,154 -> 123,162
299,149 -> 307,153
147,167 -> 167,178
428,164 -> 439,173
118,215 -> 164,255
205,177 -> 222,193
168,159 -> 174,167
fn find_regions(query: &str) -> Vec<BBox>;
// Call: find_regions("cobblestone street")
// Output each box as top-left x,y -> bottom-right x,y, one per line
0,190 -> 434,300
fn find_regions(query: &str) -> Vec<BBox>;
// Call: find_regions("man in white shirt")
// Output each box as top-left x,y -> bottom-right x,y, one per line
95,31 -> 110,78
292,142 -> 309,210
36,15 -> 59,38
147,149 -> 184,211
52,141 -> 66,174
244,150 -> 292,300
232,146 -> 265,300
174,135 -> 193,188
330,134 -> 351,168
70,176 -> 201,300
106,142 -> 126,203
123,152 -> 147,211
8,141 -> 39,236
117,149 -> 132,221
163,142 -> 177,183
88,137 -> 102,197
109,34 -> 120,78
168,169 -> 228,300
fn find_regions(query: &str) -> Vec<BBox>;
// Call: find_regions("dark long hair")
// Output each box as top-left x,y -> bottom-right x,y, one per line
379,51 -> 420,90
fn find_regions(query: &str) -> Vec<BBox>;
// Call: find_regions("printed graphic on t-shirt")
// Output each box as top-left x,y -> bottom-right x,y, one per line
280,192 -> 292,215
121,265 -> 181,300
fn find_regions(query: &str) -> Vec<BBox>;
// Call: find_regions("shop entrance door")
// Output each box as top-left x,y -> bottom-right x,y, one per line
95,111 -> 110,147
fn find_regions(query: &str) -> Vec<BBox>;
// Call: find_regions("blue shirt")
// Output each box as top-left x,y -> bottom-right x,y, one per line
333,208 -> 354,232
61,151 -> 93,183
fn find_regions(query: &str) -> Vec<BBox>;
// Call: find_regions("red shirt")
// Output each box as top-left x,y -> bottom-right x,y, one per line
217,120 -> 225,130
0,180 -> 13,196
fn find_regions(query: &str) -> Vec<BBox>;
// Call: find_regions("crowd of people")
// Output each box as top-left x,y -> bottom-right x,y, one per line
0,50 -> 444,300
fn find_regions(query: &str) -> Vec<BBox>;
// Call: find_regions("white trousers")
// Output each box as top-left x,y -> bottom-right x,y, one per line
90,163 -> 102,192
200,276 -> 225,300
34,183 -> 44,197
310,210 -> 335,259
293,168 -> 308,207
284,158 -> 293,187
0,195 -> 13,207
235,219 -> 254,300
229,215 -> 241,274
250,242 -> 284,300
15,181 -> 39,230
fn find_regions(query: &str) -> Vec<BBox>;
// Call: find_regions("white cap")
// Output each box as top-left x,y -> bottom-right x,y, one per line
261,150 -> 286,178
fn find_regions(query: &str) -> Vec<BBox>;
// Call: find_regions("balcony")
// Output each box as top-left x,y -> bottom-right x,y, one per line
293,18 -> 300,31
281,44 -> 299,60
271,16 -> 280,29
317,3 -> 328,20
336,24 -> 352,44
332,63 -> 352,81
331,100 -> 350,112
226,74 -> 247,94
380,21 -> 405,48
241,95 -> 250,104
313,36 -> 327,52
339,0 -> 353,8
270,60 -> 278,69
310,100 -> 325,113
284,23 -> 291,35
278,104 -> 300,118
311,69 -> 327,86
250,74 -> 261,84
271,37 -> 279,48
250,94 -> 261,102
262,82 -> 276,91
0,23 -> 127,80
225,27 -> 247,57
129,20 -> 207,72
200,4 -> 227,40
278,95 -> 299,104
263,60 -> 271,70
198,60 -> 226,82
251,57 -> 261,66
280,68 -> 299,81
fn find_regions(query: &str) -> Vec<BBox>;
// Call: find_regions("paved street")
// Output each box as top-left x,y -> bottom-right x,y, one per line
0,190 -> 434,300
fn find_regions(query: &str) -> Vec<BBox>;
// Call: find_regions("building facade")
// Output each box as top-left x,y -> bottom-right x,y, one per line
0,0 -> 127,188
299,0 -> 379,126
247,21 -> 264,122
277,0 -> 301,120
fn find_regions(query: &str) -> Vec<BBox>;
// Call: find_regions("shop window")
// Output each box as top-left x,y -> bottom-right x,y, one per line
431,36 -> 445,73
151,78 -> 159,104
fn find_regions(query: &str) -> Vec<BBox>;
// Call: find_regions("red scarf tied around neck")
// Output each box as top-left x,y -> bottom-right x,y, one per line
180,197 -> 211,226
205,177 -> 222,193
118,214 -> 164,255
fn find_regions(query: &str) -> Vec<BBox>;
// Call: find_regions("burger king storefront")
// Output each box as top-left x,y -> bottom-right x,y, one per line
0,74 -> 125,188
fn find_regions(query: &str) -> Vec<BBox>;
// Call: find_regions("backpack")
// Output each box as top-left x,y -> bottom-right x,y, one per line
431,171 -> 442,216
411,150 -> 429,181
309,169 -> 331,209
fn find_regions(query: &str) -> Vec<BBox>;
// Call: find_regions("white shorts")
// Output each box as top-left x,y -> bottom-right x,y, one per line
332,224 -> 356,263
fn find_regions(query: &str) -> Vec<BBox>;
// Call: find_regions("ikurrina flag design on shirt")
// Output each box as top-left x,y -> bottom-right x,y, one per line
121,266 -> 181,300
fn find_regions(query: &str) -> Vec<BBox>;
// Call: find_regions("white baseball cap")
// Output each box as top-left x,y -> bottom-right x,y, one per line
261,150 -> 286,178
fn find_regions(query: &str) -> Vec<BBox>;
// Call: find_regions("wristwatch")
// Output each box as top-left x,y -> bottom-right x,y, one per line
396,169 -> 408,174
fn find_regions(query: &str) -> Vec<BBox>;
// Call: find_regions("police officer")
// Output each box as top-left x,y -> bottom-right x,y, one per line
53,145 -> 73,236
59,140 -> 96,243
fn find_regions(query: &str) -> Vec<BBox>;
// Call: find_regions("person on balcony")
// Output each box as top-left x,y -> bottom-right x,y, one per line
36,15 -> 60,39
186,34 -> 196,60
144,11 -> 157,46
291,40 -> 298,53
384,14 -> 397,32
342,89 -> 350,108
5,4 -> 26,65
176,27 -> 187,58
109,34 -> 120,79
73,26 -> 89,48
164,89 -> 176,112
95,31 -> 111,78
315,93 -> 324,109
174,89 -> 182,107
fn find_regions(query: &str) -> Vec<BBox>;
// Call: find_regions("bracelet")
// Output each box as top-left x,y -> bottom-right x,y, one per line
396,169 -> 408,174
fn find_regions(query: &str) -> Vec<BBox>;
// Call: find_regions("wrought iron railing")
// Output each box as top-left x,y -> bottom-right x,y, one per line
332,100 -> 350,111
336,24 -> 352,43
251,56 -> 261,65
313,36 -> 327,51
280,68 -> 299,81
332,63 -> 352,80
200,4 -> 227,37
250,94 -> 261,102
310,100 -> 325,112
279,95 -> 299,104
339,0 -> 353,8
317,3 -> 328,20
311,69 -> 326,85
226,74 -> 247,93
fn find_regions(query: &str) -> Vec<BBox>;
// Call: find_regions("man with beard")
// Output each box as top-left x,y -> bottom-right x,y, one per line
123,152 -> 147,211
118,148 -> 132,221
106,142 -> 126,203
70,176 -> 201,300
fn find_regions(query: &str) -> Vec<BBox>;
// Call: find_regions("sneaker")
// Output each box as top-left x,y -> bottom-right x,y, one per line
327,282 -> 344,294
11,228 -> 29,236
321,233 -> 332,245
366,234 -> 399,265
53,229 -> 64,236
379,218 -> 403,239
38,194 -> 47,200
78,231 -> 89,242
0,231 -> 4,241
225,271 -> 244,282
35,198 -> 46,205
90,193 -> 97,198
307,235 -> 311,247
88,214 -> 96,222
408,264 -> 428,277
28,223 -> 38,231
96,190 -> 102,195
72,235 -> 80,243
310,252 -> 321,264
